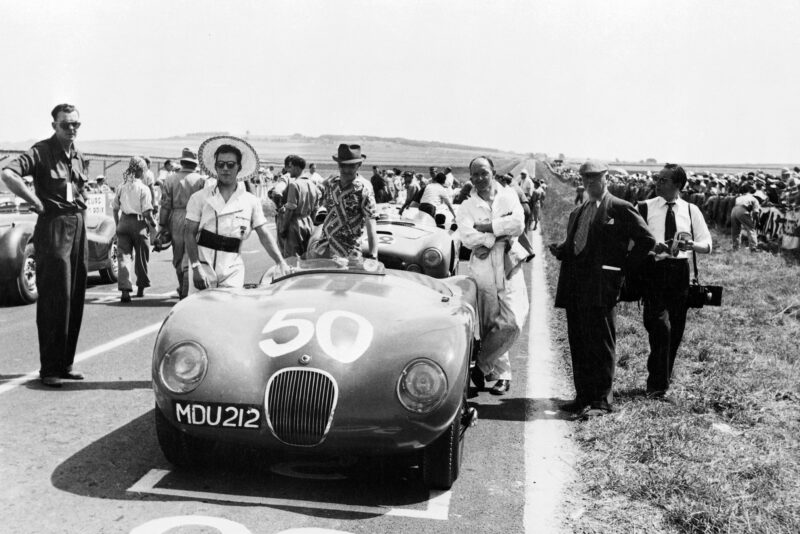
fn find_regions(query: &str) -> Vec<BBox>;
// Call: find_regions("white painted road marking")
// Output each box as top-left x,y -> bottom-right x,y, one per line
0,321 -> 162,396
523,228 -> 577,533
128,469 -> 452,520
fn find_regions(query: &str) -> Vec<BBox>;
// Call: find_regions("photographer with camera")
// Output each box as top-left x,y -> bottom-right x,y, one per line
640,164 -> 712,399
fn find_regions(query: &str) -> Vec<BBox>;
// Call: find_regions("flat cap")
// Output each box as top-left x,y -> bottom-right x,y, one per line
579,160 -> 608,175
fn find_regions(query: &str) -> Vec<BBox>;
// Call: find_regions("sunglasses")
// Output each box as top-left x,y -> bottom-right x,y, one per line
215,161 -> 239,170
58,121 -> 81,130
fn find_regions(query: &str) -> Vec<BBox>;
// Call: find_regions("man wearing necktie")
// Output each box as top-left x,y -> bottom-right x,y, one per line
640,164 -> 712,399
549,160 -> 655,419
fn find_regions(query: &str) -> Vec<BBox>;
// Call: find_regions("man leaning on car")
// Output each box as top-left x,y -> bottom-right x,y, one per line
1,103 -> 89,388
456,156 -> 529,396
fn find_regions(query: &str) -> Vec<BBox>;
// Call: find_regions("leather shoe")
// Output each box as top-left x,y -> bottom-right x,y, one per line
135,287 -> 145,298
490,379 -> 511,396
120,291 -> 131,303
559,398 -> 587,414
470,366 -> 485,391
646,389 -> 666,400
60,371 -> 84,380
574,404 -> 611,421
41,376 -> 63,388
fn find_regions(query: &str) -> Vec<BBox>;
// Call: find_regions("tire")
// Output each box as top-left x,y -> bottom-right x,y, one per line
154,405 -> 215,468
99,236 -> 118,283
422,404 -> 465,490
10,243 -> 38,305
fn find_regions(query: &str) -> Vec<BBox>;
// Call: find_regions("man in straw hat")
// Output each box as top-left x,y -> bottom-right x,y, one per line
306,144 -> 378,260
157,147 -> 205,298
184,136 -> 288,291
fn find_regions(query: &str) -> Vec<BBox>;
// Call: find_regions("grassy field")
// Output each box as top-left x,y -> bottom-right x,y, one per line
539,168 -> 800,533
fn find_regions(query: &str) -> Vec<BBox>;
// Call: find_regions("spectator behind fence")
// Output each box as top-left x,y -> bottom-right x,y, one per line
731,184 -> 761,252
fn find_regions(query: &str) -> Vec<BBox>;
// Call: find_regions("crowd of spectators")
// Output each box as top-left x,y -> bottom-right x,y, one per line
553,162 -> 800,252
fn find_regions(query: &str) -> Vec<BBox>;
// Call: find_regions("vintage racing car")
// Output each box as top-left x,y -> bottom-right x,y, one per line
152,257 -> 479,489
0,214 -> 118,305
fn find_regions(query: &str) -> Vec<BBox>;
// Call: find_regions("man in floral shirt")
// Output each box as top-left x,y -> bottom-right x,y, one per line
307,144 -> 378,259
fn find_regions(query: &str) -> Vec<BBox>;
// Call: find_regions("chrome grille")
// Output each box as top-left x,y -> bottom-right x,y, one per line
265,368 -> 338,447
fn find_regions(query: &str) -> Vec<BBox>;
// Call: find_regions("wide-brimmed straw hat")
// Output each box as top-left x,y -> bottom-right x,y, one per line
332,143 -> 367,164
198,136 -> 260,182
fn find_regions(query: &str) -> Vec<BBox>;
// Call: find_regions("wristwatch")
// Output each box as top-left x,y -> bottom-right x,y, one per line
190,261 -> 201,270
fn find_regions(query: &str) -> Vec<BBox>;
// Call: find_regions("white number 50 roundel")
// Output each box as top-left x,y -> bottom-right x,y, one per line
258,308 -> 374,363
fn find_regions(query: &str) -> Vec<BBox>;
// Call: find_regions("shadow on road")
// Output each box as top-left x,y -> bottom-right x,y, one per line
471,397 -> 575,422
85,297 -> 177,308
51,410 -> 440,519
24,379 -> 152,391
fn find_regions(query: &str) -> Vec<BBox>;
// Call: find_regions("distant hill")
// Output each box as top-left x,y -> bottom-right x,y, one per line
1,132 -> 521,169
1,133 -> 524,188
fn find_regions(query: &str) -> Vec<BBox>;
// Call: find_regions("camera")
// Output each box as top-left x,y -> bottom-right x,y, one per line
687,281 -> 723,308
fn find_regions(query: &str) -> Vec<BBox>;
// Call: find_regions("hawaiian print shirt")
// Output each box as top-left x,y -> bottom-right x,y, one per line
313,174 -> 376,258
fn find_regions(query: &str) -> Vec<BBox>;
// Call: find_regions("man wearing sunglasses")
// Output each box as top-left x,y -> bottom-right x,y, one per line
1,103 -> 89,387
184,141 -> 288,292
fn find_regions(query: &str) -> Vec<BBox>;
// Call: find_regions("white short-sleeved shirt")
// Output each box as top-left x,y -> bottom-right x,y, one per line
186,185 -> 267,241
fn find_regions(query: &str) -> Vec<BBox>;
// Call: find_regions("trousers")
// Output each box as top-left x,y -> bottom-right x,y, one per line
168,208 -> 189,298
731,205 -> 757,250
643,259 -> 689,392
565,305 -> 616,408
33,212 -> 87,377
117,214 -> 150,292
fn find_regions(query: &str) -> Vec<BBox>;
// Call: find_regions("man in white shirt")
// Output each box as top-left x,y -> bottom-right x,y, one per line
185,140 -> 287,291
456,156 -> 528,396
641,164 -> 712,398
731,184 -> 761,252
113,157 -> 157,302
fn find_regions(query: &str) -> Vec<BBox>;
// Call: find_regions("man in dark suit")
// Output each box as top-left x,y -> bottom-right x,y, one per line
549,160 -> 655,419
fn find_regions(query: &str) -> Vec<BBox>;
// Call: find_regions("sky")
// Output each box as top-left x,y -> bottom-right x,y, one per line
1,0 -> 798,164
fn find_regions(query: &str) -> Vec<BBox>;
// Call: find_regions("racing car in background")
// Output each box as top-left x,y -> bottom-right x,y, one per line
0,214 -> 118,305
310,203 -> 461,278
153,257 -> 479,489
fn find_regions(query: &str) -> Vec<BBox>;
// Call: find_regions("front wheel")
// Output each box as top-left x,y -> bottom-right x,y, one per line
154,405 -> 215,468
9,243 -> 38,304
99,236 -> 118,283
422,406 -> 464,490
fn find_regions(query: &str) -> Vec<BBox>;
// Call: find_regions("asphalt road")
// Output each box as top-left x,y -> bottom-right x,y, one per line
0,175 -> 575,534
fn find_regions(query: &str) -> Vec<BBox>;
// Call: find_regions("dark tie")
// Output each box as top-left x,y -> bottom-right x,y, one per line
573,202 -> 596,254
665,201 -> 676,242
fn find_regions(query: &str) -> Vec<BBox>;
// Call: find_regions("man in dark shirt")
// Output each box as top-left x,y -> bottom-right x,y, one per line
1,103 -> 89,387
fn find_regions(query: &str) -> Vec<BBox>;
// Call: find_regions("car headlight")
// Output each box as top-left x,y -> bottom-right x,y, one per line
397,359 -> 448,413
422,247 -> 443,267
406,263 -> 422,272
159,341 -> 208,394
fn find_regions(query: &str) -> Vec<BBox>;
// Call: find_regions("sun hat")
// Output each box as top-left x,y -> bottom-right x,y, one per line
179,147 -> 199,166
332,144 -> 367,164
198,135 -> 260,182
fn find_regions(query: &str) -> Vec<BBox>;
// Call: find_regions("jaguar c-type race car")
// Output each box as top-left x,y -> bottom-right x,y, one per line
0,214 -> 118,305
152,257 -> 479,489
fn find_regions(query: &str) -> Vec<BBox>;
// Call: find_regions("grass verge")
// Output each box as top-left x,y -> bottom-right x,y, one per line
538,164 -> 800,534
